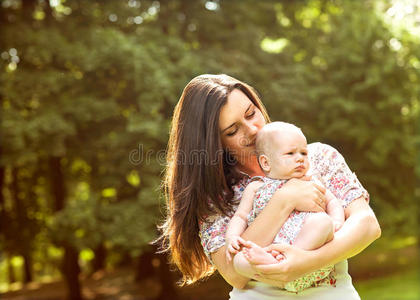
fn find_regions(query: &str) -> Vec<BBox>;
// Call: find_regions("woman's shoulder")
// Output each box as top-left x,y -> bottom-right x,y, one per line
307,142 -> 346,173
308,142 -> 343,162
308,142 -> 339,155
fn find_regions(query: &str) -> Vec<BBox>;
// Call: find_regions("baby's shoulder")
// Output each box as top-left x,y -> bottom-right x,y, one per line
245,179 -> 264,192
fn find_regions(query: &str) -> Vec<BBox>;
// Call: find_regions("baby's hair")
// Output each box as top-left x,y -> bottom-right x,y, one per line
255,122 -> 304,170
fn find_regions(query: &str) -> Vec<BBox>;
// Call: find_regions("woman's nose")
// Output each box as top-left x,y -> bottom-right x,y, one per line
247,122 -> 259,135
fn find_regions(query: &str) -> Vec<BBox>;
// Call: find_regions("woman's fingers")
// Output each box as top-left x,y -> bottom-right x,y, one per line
313,182 -> 326,194
300,175 -> 311,181
315,190 -> 327,210
252,262 -> 286,275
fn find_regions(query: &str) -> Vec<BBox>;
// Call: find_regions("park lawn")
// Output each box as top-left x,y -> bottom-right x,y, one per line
354,269 -> 419,300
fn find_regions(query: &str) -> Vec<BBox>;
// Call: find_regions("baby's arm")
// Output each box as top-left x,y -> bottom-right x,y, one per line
226,181 -> 262,259
325,189 -> 345,231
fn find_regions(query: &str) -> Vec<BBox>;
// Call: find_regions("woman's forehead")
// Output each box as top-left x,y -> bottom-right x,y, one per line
219,90 -> 252,127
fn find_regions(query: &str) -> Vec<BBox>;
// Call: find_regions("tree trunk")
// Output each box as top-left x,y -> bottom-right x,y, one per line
21,0 -> 37,20
7,254 -> 16,284
11,167 -> 33,283
22,251 -> 33,283
135,246 -> 155,282
156,252 -> 180,300
0,151 -> 5,238
92,243 -> 106,272
49,156 -> 83,300
63,242 -> 82,300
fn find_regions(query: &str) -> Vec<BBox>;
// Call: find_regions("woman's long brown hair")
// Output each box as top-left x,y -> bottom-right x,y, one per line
158,74 -> 270,285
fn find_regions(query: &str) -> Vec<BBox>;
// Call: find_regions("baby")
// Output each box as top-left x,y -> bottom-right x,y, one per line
225,121 -> 344,292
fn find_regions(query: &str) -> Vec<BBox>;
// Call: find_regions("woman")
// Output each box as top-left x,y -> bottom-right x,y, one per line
159,74 -> 381,299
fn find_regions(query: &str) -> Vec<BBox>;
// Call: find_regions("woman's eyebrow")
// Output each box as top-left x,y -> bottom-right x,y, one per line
221,104 -> 253,133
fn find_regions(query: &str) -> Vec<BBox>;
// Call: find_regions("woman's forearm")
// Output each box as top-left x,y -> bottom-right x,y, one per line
311,197 -> 381,267
252,197 -> 381,283
211,245 -> 251,289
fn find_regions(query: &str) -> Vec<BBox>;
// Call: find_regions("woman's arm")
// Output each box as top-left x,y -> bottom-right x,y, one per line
211,179 -> 327,289
251,196 -> 381,282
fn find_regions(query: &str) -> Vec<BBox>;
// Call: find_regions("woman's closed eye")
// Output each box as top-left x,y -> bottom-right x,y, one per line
226,129 -> 238,136
246,110 -> 256,119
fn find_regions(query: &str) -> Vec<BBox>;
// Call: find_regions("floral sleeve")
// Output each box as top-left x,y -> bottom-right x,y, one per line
198,214 -> 230,263
198,177 -> 248,263
308,142 -> 369,208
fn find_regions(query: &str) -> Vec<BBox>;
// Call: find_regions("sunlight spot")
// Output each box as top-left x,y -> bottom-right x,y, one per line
134,16 -> 143,24
102,188 -> 117,198
11,256 -> 24,267
376,253 -> 387,263
279,16 -> 291,27
50,0 -> 60,7
80,249 -> 95,261
128,0 -> 140,8
391,236 -> 417,249
205,1 -> 219,11
1,51 -> 9,60
9,48 -> 17,56
148,6 -> 158,16
126,170 -> 140,187
373,40 -> 384,49
11,56 -> 20,63
75,229 -> 85,238
188,23 -> 197,31
261,37 -> 289,54
109,14 -> 118,22
389,38 -> 402,51
7,62 -> 17,72
34,10 -> 45,20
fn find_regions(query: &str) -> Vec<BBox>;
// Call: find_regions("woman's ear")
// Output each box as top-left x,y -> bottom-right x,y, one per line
258,154 -> 271,173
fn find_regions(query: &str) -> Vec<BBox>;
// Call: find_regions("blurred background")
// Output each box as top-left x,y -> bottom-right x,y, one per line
0,0 -> 419,299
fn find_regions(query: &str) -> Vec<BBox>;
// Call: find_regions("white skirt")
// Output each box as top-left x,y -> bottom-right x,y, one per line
229,260 -> 360,300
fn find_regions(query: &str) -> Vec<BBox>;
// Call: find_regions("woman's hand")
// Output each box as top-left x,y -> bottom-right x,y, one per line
250,243 -> 317,283
274,177 -> 327,213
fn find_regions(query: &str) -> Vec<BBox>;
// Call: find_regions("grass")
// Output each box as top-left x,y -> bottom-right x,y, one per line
354,269 -> 420,300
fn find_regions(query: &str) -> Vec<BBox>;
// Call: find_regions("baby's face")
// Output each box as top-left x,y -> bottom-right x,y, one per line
266,130 -> 309,179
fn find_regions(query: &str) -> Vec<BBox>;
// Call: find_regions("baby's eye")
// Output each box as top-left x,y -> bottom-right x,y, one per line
301,151 -> 308,156
287,152 -> 294,155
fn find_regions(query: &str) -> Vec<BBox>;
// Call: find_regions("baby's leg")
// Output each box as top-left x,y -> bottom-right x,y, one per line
293,212 -> 334,250
233,243 -> 279,277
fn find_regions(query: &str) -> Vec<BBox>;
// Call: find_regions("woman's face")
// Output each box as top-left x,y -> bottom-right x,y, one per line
219,89 -> 266,164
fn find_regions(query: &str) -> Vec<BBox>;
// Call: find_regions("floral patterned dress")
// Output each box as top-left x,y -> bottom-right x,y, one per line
199,142 -> 369,299
249,176 -> 334,293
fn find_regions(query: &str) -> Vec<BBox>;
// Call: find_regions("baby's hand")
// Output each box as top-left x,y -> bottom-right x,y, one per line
226,236 -> 246,262
333,220 -> 344,232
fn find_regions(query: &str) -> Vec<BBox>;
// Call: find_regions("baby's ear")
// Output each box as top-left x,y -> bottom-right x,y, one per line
258,154 -> 271,173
